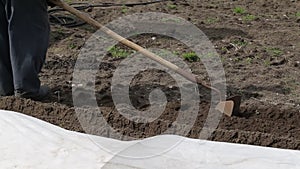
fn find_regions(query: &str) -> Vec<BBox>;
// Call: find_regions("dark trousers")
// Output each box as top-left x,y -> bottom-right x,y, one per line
0,0 -> 49,96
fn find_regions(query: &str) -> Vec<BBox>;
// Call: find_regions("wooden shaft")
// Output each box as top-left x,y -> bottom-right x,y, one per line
49,0 -> 221,99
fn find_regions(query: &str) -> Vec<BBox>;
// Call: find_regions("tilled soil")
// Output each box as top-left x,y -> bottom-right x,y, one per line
1,0 -> 299,150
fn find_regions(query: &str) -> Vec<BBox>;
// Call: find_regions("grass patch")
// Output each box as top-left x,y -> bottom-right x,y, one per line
205,17 -> 220,24
167,4 -> 177,9
264,60 -> 271,67
121,5 -> 128,13
65,0 -> 73,3
69,43 -> 77,50
182,52 -> 199,62
108,46 -> 132,58
245,57 -> 253,64
267,47 -> 283,57
243,14 -> 256,21
233,7 -> 246,14
232,39 -> 248,47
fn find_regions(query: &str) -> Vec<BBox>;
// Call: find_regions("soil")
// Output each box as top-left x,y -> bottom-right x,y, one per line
1,0 -> 300,150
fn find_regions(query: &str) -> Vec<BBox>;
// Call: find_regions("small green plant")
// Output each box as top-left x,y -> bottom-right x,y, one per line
121,5 -> 128,13
167,4 -> 177,9
221,47 -> 229,53
296,12 -> 300,17
232,57 -> 242,62
56,27 -> 64,34
108,46 -> 131,58
182,52 -> 199,62
264,60 -> 271,66
221,57 -> 226,63
205,17 -> 219,24
69,43 -> 77,49
232,39 -> 248,47
245,57 -> 253,64
267,47 -> 283,57
254,55 -> 261,60
243,14 -> 256,21
233,7 -> 246,14
172,51 -> 180,56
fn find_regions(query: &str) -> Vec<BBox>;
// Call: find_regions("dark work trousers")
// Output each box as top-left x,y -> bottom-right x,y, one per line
0,0 -> 49,96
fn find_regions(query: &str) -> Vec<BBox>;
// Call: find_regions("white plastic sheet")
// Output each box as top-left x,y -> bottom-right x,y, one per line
0,110 -> 299,169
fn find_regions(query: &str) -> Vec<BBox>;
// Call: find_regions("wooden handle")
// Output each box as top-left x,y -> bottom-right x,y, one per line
49,0 -> 221,98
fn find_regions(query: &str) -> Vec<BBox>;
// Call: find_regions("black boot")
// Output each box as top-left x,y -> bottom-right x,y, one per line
15,86 -> 49,100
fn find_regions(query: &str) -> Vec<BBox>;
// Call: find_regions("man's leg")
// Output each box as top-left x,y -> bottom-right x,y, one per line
7,0 -> 49,96
0,1 -> 14,96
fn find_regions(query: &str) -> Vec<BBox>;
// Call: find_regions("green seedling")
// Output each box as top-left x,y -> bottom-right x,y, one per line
233,39 -> 248,47
245,57 -> 253,64
221,47 -> 229,52
69,43 -> 77,49
172,51 -> 180,56
206,17 -> 220,24
233,7 -> 246,14
253,55 -> 261,62
56,27 -> 64,34
167,4 -> 177,9
121,5 -> 128,13
65,0 -> 73,3
264,60 -> 271,66
267,47 -> 283,57
230,39 -> 247,51
221,57 -> 226,63
243,14 -> 256,21
108,46 -> 132,58
232,57 -> 242,62
296,12 -> 300,17
182,52 -> 199,62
